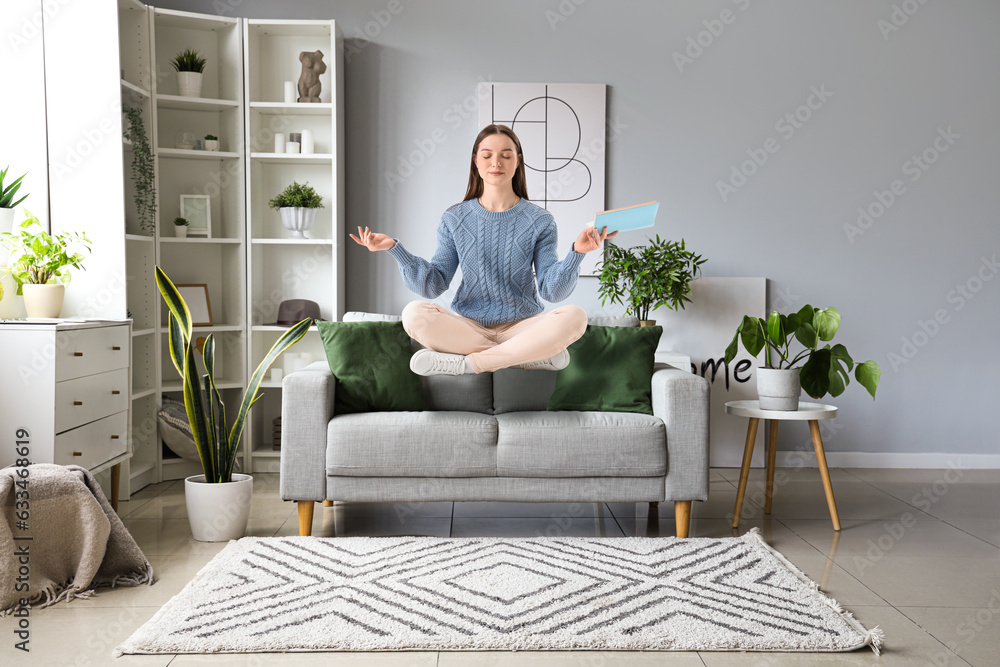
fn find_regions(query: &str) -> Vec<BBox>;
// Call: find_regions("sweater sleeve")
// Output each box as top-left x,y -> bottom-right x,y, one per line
386,218 -> 459,299
533,216 -> 585,302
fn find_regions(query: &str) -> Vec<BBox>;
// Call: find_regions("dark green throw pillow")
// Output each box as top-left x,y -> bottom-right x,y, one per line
547,324 -> 662,415
317,321 -> 428,414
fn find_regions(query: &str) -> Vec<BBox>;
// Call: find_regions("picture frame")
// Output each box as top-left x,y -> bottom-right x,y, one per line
180,194 -> 211,237
175,284 -> 213,326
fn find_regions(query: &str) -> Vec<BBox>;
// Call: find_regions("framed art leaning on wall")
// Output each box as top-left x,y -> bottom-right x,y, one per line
180,194 -> 211,237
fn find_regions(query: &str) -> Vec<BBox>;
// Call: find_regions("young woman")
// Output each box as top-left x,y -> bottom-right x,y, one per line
350,124 -> 615,375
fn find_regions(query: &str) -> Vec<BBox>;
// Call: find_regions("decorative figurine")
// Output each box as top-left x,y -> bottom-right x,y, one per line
297,50 -> 326,103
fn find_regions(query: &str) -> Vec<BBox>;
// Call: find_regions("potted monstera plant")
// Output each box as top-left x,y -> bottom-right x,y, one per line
596,235 -> 706,325
724,305 -> 881,411
0,213 -> 91,318
156,267 -> 309,541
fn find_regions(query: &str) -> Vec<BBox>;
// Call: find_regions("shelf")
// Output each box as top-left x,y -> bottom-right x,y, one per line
132,327 -> 156,337
132,387 -> 157,400
157,94 -> 240,111
247,19 -> 332,37
250,102 -> 332,116
122,137 -> 134,151
159,237 -> 242,244
121,78 -> 151,103
160,324 -> 244,333
129,460 -> 156,477
251,238 -> 333,245
154,8 -> 239,31
251,444 -> 281,458
125,233 -> 155,243
162,379 -> 244,392
252,325 -> 320,333
250,152 -> 334,165
158,147 -> 241,160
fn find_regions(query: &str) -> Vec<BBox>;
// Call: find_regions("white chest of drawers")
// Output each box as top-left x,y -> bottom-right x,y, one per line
0,320 -> 132,508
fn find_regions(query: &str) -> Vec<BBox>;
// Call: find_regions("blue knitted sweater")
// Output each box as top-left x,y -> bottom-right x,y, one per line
387,198 -> 585,326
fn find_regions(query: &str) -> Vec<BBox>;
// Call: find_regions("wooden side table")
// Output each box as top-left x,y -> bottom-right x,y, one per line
726,400 -> 840,531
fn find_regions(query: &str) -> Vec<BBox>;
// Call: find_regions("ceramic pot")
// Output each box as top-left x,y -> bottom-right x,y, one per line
639,320 -> 657,327
185,473 -> 253,542
757,367 -> 801,411
177,71 -> 203,98
22,284 -> 65,318
0,207 -> 14,265
279,207 -> 317,238
0,271 -> 20,317
175,226 -> 188,238
204,140 -> 219,151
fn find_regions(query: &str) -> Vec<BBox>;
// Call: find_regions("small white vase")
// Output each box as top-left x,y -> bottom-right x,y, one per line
185,473 -> 254,542
204,140 -> 219,151
177,71 -> 203,98
0,207 -> 14,265
757,367 -> 802,411
174,226 -> 188,238
279,207 -> 317,238
22,283 -> 66,318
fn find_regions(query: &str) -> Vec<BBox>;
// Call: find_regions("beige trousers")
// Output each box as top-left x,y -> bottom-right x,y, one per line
401,300 -> 588,374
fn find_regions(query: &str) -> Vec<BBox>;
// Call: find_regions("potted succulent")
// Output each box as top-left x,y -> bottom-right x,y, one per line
171,48 -> 206,98
155,267 -> 309,541
173,217 -> 190,238
203,134 -> 220,151
268,181 -> 324,239
0,212 -> 91,318
723,305 -> 881,411
596,235 -> 706,326
0,166 -> 27,241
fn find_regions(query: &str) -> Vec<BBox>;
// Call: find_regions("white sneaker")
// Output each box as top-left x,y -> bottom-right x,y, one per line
409,349 -> 470,376
515,349 -> 571,371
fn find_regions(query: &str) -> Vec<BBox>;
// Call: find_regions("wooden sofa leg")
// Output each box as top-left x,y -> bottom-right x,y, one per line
675,501 -> 692,538
298,501 -> 315,537
323,500 -> 333,507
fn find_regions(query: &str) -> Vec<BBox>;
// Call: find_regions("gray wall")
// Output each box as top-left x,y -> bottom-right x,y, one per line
157,0 -> 1000,460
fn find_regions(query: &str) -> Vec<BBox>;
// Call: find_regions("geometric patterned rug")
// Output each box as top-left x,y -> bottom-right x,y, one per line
116,529 -> 881,655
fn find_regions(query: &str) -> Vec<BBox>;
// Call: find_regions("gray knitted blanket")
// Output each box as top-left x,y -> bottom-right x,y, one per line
0,464 -> 153,614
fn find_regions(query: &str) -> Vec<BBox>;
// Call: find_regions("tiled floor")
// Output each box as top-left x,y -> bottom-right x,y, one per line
2,467 -> 998,666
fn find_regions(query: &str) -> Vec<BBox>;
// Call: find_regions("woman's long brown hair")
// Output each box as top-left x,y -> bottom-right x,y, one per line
463,124 -> 529,201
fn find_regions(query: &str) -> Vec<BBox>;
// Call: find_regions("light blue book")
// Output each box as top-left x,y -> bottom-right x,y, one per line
592,201 -> 658,233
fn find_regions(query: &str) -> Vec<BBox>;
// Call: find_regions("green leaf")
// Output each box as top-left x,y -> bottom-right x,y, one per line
855,360 -> 881,399
183,340 -> 215,482
814,307 -> 841,341
800,348 -> 832,399
724,329 -> 741,365
167,312 -> 186,378
795,322 -> 818,350
766,311 -> 783,345
155,266 -> 193,342
738,315 -> 766,359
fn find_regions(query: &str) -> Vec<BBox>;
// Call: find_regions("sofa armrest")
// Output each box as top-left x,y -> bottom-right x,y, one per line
651,367 -> 710,502
279,361 -> 334,502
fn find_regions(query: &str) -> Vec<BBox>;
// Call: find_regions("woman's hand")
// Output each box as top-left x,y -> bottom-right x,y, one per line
573,225 -> 617,253
349,226 -> 396,252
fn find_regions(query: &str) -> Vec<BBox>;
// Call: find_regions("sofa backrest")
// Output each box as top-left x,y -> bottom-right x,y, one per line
342,311 -> 639,415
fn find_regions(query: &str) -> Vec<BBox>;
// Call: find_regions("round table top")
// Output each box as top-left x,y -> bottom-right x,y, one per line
725,400 -> 837,420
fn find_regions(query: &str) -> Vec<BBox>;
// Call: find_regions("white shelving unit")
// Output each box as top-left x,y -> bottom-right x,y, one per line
116,8 -> 344,485
244,19 -> 344,472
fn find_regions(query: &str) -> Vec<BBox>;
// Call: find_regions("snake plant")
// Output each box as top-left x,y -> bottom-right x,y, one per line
156,266 -> 310,483
0,166 -> 28,209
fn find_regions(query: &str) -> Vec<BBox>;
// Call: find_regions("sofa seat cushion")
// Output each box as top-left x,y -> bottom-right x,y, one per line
495,411 -> 666,478
326,412 -> 498,477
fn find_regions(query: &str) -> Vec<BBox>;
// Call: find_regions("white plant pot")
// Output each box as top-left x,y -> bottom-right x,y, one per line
204,140 -> 220,151
174,226 -> 188,238
757,367 -> 802,411
0,207 -> 14,265
22,283 -> 65,318
177,71 -> 203,98
185,473 -> 253,542
279,207 -> 317,239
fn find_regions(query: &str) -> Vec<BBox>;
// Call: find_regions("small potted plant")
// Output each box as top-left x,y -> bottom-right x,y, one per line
155,266 -> 309,541
723,305 -> 881,411
596,235 -> 706,326
173,217 -> 190,238
0,166 -> 28,251
203,134 -> 219,151
268,181 -> 324,238
0,212 -> 91,318
171,48 -> 206,98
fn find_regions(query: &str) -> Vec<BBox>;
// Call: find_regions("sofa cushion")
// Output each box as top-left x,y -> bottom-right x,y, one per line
547,324 -> 662,415
317,320 -> 428,414
343,311 -> 494,414
492,368 -> 557,414
326,412 -> 498,477
495,411 -> 666,477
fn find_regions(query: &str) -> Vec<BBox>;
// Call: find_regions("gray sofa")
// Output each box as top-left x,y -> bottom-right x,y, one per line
279,313 -> 710,538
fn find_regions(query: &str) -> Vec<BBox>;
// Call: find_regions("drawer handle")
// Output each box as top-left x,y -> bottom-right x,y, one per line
112,390 -> 121,395
113,346 -> 121,351
73,401 -> 83,406
73,352 -> 84,357
72,451 -> 82,457
111,435 -> 120,440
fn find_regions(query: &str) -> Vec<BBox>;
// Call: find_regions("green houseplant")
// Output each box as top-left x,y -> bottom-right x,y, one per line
723,305 -> 881,410
0,213 -> 91,317
203,134 -> 219,151
173,217 -> 190,238
269,181 -> 324,239
156,266 -> 309,541
123,105 -> 156,235
0,167 -> 28,259
596,235 -> 706,325
171,48 -> 206,98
